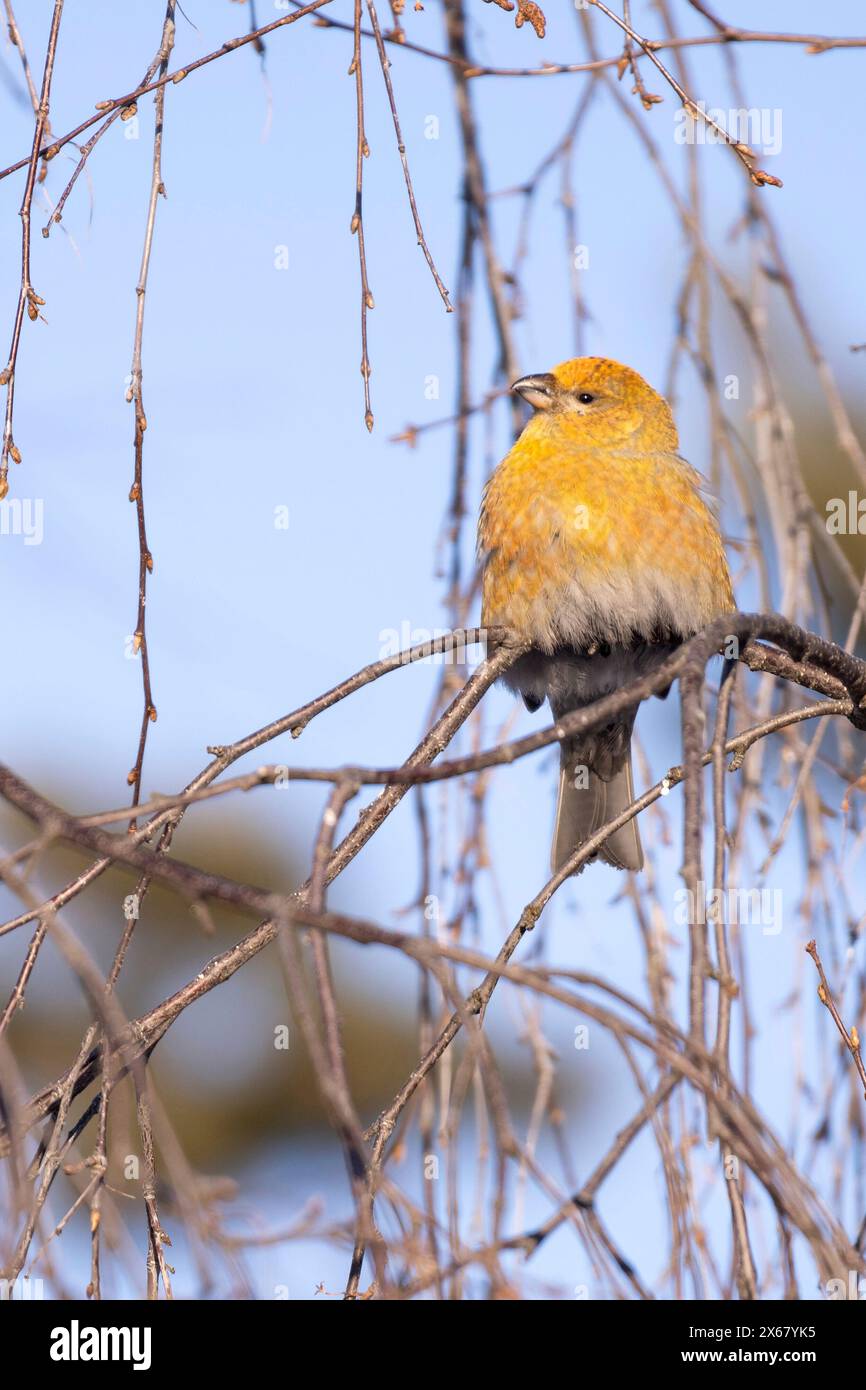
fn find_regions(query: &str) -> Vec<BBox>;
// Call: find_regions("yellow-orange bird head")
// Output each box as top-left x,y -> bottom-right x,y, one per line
512,356 -> 679,453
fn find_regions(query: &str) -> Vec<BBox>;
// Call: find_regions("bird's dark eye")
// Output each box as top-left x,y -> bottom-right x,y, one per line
577,392 -> 595,404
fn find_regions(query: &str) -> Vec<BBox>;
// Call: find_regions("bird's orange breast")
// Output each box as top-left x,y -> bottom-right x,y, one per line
479,432 -> 734,651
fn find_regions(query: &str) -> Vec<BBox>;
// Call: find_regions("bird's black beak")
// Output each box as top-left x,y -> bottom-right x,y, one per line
511,373 -> 557,410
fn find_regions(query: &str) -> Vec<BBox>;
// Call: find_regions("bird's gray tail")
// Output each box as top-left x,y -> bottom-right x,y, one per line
552,737 -> 643,874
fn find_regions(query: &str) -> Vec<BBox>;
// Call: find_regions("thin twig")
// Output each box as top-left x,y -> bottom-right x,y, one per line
0,0 -> 65,498
806,941 -> 866,1103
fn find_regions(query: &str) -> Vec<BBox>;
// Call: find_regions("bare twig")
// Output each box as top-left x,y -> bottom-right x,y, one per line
0,0 -> 64,498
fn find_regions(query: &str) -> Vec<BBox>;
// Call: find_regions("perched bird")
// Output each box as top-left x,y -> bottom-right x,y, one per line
478,357 -> 734,873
